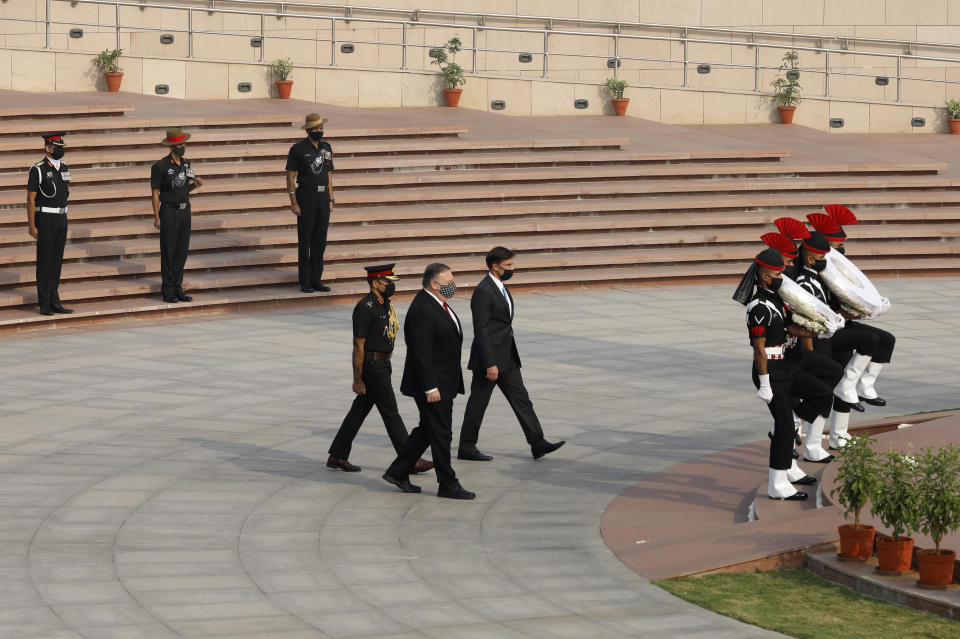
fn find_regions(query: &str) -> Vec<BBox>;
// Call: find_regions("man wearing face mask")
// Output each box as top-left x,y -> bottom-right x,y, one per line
285,113 -> 335,293
458,246 -> 565,461
151,128 -> 202,304
383,263 -> 475,500
327,264 -> 433,475
734,248 -> 830,500
27,133 -> 74,316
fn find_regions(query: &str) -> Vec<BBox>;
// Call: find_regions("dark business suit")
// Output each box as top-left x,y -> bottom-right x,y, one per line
386,289 -> 465,489
459,274 -> 544,454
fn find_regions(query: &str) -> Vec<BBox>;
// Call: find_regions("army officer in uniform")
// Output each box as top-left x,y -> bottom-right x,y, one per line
327,264 -> 433,475
285,113 -> 334,293
151,128 -> 202,303
26,133 -> 74,315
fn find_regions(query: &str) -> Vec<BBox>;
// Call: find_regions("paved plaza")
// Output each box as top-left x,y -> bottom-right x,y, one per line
0,278 -> 958,638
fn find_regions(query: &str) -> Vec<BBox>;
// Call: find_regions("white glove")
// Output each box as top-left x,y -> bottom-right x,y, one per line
757,374 -> 773,404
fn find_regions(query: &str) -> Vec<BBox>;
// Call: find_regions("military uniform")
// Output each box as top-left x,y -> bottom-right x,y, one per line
327,265 -> 432,474
286,114 -> 334,292
27,133 -> 73,315
151,129 -> 197,302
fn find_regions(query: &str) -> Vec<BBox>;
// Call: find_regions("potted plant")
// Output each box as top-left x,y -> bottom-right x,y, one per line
915,443 -> 960,587
870,446 -> 920,573
270,58 -> 294,99
605,78 -> 629,116
431,37 -> 466,107
92,48 -> 124,92
830,434 -> 877,560
771,50 -> 802,124
945,99 -> 960,134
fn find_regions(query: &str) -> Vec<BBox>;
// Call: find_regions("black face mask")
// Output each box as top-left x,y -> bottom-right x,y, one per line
767,277 -> 783,292
172,145 -> 186,157
382,281 -> 396,298
308,130 -> 323,142
782,264 -> 798,281
836,246 -> 846,255
50,147 -> 65,160
812,259 -> 827,272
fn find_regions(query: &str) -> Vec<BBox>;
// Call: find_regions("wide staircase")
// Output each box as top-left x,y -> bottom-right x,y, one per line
0,103 -> 958,330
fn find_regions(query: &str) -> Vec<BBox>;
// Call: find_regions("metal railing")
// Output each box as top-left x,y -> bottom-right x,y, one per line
6,0 -> 960,105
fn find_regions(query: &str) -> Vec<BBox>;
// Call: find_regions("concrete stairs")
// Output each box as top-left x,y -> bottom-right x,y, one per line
0,102 -> 956,330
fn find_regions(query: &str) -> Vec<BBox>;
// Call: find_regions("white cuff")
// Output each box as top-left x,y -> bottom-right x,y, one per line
425,388 -> 438,395
758,374 -> 771,388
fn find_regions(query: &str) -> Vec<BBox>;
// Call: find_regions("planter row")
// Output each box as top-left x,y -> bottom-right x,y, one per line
839,525 -> 958,586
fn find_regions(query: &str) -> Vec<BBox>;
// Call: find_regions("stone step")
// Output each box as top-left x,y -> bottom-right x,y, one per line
0,103 -> 134,121
6,187 -> 960,228
0,213 -> 957,268
3,173 -> 954,210
0,250 -> 950,310
4,205 -> 956,249
0,159 -> 944,191
0,113 -> 303,137
0,137 -> 628,171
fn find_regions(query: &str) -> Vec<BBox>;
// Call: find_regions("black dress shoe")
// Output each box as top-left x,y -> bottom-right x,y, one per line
327,455 -> 361,472
314,283 -> 331,293
382,473 -> 421,493
457,450 -> 493,461
176,292 -> 193,302
51,302 -> 73,314
532,440 -> 565,459
851,402 -> 865,412
803,454 -> 835,464
860,396 -> 886,407
791,475 -> 817,485
163,295 -> 179,303
770,491 -> 808,501
39,307 -> 53,316
437,485 -> 476,500
300,285 -> 314,293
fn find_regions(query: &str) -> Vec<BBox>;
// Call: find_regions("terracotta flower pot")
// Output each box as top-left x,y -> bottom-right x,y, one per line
876,537 -> 914,573
917,549 -> 956,586
611,97 -> 630,116
838,524 -> 875,560
778,106 -> 796,124
275,80 -> 293,99
948,118 -> 960,134
443,88 -> 463,107
104,72 -> 123,93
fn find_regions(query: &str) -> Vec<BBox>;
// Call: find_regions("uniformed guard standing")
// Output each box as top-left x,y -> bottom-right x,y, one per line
734,248 -> 830,500
285,113 -> 335,293
26,133 -> 74,316
327,264 -> 433,475
151,128 -> 202,303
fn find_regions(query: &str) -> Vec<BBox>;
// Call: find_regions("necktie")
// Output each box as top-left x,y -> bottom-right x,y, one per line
502,286 -> 510,305
443,302 -> 449,311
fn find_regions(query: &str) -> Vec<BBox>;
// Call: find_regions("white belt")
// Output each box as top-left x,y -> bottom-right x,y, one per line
765,346 -> 785,360
39,206 -> 67,214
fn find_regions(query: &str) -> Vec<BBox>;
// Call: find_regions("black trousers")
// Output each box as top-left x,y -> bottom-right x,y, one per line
754,359 -> 832,469
386,395 -> 458,490
459,366 -> 544,453
329,358 -> 408,459
159,203 -> 191,298
35,212 -> 67,309
818,322 -> 880,361
800,348 -> 842,401
296,189 -> 330,287
841,320 -> 895,364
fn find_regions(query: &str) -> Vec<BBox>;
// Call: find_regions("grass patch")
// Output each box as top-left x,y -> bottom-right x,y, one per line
655,568 -> 958,639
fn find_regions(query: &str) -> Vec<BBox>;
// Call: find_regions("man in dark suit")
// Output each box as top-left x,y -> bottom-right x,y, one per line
383,263 -> 475,500
458,247 -> 565,461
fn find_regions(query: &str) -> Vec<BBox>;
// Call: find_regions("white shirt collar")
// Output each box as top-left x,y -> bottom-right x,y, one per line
46,155 -> 61,170
425,289 -> 448,307
487,271 -> 505,293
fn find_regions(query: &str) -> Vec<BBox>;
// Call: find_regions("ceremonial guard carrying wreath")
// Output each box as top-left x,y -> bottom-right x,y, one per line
327,264 -> 433,475
734,248 -> 832,500
151,128 -> 201,303
286,113 -> 334,293
26,133 -> 73,316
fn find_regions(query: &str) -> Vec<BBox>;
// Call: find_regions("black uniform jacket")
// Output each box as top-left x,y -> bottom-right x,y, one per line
467,274 -> 521,372
399,289 -> 465,399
